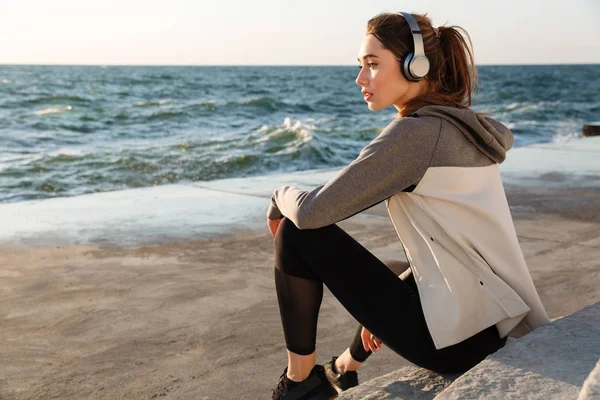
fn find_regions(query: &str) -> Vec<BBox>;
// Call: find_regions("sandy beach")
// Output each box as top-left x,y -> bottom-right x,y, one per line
0,179 -> 599,399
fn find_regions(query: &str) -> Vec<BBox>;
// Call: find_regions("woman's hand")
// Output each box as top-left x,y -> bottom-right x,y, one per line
361,326 -> 383,353
268,218 -> 282,238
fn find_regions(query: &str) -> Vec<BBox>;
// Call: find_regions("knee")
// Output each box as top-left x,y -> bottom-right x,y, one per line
274,217 -> 299,249
273,218 -> 307,277
275,216 -> 338,252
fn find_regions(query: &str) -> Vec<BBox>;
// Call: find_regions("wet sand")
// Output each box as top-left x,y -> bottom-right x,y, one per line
0,181 -> 599,399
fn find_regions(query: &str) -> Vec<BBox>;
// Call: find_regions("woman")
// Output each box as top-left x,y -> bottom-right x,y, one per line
268,11 -> 550,400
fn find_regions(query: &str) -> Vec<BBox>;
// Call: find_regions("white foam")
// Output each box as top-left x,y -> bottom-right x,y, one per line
552,131 -> 581,144
551,120 -> 583,144
305,116 -> 333,124
48,148 -> 86,157
0,153 -> 42,172
34,105 -> 72,115
505,101 -> 549,113
133,99 -> 170,107
282,116 -> 317,131
256,117 -> 316,145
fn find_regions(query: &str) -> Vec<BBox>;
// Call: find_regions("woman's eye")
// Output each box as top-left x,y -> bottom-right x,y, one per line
357,63 -> 377,69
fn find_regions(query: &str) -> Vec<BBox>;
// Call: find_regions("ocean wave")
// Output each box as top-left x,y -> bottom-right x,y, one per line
505,120 -> 540,130
552,131 -> 581,144
149,73 -> 175,80
183,101 -> 217,112
38,181 -> 63,193
40,153 -> 84,164
197,146 -> 330,182
147,110 -> 187,121
34,105 -> 73,115
0,191 -> 41,203
232,96 -> 284,111
133,100 -> 170,107
57,123 -> 96,133
228,96 -> 313,113
106,154 -> 162,174
254,117 -> 316,146
314,96 -> 349,110
551,120 -> 583,144
78,115 -> 98,122
502,101 -> 551,113
25,95 -> 91,105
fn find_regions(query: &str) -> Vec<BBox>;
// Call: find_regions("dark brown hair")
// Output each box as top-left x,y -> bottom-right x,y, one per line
366,12 -> 483,117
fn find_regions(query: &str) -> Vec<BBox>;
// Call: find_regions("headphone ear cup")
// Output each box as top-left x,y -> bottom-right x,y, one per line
399,51 -> 415,81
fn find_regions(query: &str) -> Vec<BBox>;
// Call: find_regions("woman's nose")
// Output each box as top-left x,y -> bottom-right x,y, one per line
356,69 -> 368,87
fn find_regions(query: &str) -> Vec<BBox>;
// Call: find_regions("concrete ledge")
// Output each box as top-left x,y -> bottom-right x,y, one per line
340,302 -> 600,400
578,359 -> 600,400
435,302 -> 600,399
338,366 -> 459,400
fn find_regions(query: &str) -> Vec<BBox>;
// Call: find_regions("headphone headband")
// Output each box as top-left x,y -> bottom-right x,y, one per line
398,12 -> 426,58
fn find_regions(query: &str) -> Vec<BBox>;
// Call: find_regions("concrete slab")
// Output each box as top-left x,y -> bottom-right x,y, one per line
516,235 -> 563,260
0,184 -> 268,249
338,366 -> 459,400
581,236 -> 600,248
188,167 -> 339,197
513,217 -> 599,245
578,359 -> 600,400
500,136 -> 600,188
434,302 -> 600,400
524,241 -> 600,318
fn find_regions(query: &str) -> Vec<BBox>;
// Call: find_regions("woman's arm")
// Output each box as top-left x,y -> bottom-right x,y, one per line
266,116 -> 442,229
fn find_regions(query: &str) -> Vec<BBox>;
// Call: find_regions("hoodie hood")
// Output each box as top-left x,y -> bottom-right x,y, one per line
412,105 -> 514,164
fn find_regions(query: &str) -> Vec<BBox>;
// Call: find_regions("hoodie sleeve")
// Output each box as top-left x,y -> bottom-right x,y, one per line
266,116 -> 442,229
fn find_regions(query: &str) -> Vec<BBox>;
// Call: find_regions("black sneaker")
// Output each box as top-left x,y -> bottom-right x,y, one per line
324,356 -> 359,394
271,364 -> 338,400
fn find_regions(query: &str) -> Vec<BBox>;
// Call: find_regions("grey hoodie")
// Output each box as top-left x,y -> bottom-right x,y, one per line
267,105 -> 515,229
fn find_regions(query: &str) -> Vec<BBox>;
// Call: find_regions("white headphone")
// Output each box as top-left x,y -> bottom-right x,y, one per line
397,12 -> 430,82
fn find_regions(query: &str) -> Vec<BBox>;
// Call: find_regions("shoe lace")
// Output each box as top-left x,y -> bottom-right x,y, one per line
330,357 -> 341,377
272,370 -> 290,398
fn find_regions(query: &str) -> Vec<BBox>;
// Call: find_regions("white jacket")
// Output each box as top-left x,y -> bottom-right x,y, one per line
267,105 -> 551,349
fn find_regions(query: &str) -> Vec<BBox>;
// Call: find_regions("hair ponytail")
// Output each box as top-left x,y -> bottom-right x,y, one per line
365,12 -> 482,117
435,24 -> 477,107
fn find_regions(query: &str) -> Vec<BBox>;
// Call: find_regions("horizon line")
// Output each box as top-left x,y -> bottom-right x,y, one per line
1,62 -> 599,67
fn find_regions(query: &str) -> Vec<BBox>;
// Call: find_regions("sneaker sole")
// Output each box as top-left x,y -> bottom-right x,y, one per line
329,382 -> 343,395
324,364 -> 344,394
280,373 -> 337,400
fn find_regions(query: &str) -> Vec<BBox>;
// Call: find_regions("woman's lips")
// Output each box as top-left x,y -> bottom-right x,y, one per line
363,92 -> 373,101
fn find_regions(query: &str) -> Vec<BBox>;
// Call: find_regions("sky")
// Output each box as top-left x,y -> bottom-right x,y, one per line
0,0 -> 598,66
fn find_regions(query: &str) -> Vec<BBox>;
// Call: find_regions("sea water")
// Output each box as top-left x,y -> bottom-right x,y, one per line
0,64 -> 598,204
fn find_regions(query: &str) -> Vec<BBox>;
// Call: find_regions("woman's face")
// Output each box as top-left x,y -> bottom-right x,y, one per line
356,34 -> 426,112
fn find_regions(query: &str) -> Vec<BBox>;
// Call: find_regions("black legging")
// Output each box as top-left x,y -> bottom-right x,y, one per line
273,217 -> 507,374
